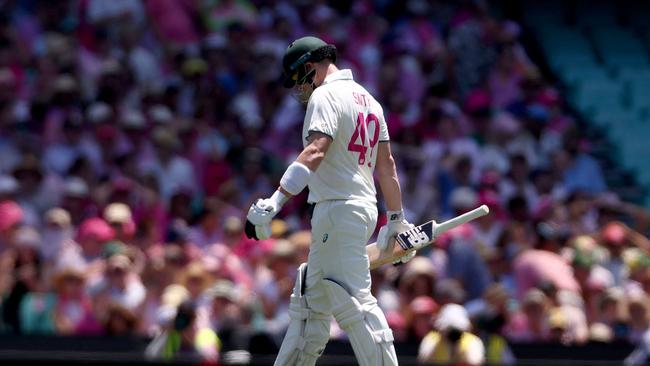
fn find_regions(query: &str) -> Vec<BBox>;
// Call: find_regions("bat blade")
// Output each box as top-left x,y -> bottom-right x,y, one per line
367,205 -> 489,270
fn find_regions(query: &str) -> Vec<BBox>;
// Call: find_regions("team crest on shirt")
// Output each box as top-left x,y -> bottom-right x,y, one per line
322,233 -> 328,243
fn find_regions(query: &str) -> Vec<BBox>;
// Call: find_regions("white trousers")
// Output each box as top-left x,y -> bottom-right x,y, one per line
274,199 -> 398,366
306,199 -> 377,303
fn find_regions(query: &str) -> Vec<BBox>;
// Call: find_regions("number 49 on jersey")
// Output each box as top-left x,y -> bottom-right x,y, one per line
347,112 -> 379,167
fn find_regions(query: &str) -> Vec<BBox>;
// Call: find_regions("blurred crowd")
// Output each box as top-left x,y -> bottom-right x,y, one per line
1,0 -> 650,364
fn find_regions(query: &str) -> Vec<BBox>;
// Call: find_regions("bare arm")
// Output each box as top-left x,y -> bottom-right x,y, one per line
619,221 -> 650,254
277,132 -> 332,197
375,141 -> 403,212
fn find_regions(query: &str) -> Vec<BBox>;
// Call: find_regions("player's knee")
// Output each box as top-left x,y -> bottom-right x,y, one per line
322,279 -> 363,327
275,268 -> 331,366
322,279 -> 398,366
322,279 -> 394,338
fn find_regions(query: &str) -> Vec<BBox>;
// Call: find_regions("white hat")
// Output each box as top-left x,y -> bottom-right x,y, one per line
120,109 -> 146,129
86,102 -> 113,124
14,226 -> 42,249
205,280 -> 238,302
0,175 -> 18,195
161,284 -> 190,307
450,187 -> 478,211
104,202 -> 133,224
155,304 -> 177,327
53,75 -> 77,92
148,104 -> 174,124
45,207 -> 71,227
587,266 -> 614,291
101,59 -> 122,76
203,33 -> 228,49
434,303 -> 470,332
64,177 -> 89,198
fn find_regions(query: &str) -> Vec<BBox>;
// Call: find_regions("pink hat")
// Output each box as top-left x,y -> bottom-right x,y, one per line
537,88 -> 561,107
602,222 -> 626,245
111,177 -> 134,192
76,218 -> 115,242
0,200 -> 23,232
479,189 -> 500,208
386,311 -> 406,329
410,296 -> 439,315
491,112 -> 520,135
465,89 -> 491,113
480,170 -> 501,187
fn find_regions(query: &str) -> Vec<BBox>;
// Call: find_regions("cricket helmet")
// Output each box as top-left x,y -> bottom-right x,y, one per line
282,36 -> 337,88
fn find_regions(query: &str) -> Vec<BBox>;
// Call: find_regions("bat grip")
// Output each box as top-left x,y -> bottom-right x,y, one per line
434,205 -> 489,236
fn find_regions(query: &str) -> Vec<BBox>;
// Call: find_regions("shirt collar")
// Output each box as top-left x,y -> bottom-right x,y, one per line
321,69 -> 353,85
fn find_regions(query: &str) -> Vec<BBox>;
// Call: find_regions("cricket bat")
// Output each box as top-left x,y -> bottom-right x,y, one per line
367,205 -> 490,269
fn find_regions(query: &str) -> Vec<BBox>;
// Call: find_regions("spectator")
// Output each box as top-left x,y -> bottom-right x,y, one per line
61,176 -> 96,225
0,200 -> 23,252
627,292 -> 650,344
556,128 -> 607,195
418,303 -> 485,365
507,288 -> 551,342
406,296 -> 438,343
287,230 -> 311,264
150,127 -> 197,202
103,202 -> 136,244
231,148 -> 274,208
398,256 -> 437,307
447,0 -> 497,99
93,254 -> 146,312
40,208 -> 74,263
595,287 -> 628,341
188,199 -> 224,250
138,260 -> 174,337
444,231 -> 491,301
145,300 -> 219,362
103,302 -> 139,336
202,280 -> 239,333
52,262 -> 102,335
12,154 -> 53,224
2,226 -> 42,333
0,0 -> 646,361
179,261 -> 212,304
60,217 -> 114,288
513,248 -> 580,301
257,239 -> 296,337
601,221 -> 634,286
476,284 -> 516,365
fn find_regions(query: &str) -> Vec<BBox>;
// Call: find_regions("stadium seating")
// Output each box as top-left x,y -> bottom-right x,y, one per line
525,0 -> 650,206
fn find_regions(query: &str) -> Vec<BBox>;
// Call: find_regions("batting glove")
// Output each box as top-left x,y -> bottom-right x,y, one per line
245,192 -> 286,241
245,220 -> 272,240
377,210 -> 416,265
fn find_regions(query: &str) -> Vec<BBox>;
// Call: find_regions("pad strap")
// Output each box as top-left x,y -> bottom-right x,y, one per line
372,329 -> 394,343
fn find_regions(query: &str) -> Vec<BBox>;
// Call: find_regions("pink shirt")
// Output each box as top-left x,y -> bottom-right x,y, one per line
145,0 -> 199,45
513,250 -> 580,300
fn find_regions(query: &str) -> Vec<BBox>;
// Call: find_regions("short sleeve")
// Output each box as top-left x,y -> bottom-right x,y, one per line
378,112 -> 389,142
305,90 -> 339,138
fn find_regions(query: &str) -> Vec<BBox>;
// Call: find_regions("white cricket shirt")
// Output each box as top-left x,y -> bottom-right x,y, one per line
302,69 -> 389,204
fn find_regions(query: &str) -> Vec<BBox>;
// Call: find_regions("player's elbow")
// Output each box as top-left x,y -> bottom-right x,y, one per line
302,144 -> 326,170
